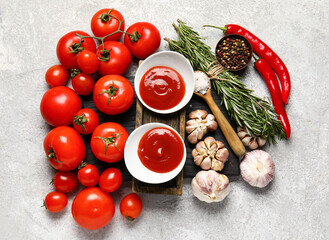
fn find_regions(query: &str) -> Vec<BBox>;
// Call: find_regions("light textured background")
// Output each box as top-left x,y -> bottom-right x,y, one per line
0,0 -> 328,239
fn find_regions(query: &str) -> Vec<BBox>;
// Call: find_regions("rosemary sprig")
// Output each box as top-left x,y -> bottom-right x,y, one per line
165,20 -> 286,143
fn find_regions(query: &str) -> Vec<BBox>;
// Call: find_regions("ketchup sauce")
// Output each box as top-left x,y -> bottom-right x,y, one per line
138,127 -> 184,173
139,66 -> 186,110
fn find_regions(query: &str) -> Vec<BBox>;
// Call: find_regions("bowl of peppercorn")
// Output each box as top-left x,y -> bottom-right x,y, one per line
215,34 -> 253,71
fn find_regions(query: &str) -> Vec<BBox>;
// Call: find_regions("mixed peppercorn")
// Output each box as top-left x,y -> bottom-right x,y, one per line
216,36 -> 251,70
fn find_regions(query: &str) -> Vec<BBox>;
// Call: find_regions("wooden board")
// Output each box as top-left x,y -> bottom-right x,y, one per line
132,99 -> 186,195
82,75 -> 240,194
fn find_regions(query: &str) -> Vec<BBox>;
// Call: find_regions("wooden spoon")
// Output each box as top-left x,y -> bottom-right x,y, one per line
194,85 -> 246,157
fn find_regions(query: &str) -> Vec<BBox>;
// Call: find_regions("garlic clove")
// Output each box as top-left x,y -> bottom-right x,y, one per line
196,140 -> 206,151
215,148 -> 229,162
206,121 -> 218,132
216,140 -> 224,149
257,137 -> 267,147
238,131 -> 248,139
241,136 -> 252,147
248,138 -> 258,150
200,156 -> 211,170
203,136 -> 216,149
240,150 -> 275,188
191,148 -> 198,157
197,127 -> 205,140
186,125 -> 197,134
189,109 -> 207,120
187,130 -> 198,144
206,114 -> 215,121
194,155 -> 204,166
211,160 -> 224,171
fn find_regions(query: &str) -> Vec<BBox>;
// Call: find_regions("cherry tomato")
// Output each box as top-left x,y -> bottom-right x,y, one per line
72,187 -> 115,230
77,50 -> 100,74
56,31 -> 96,69
97,41 -> 132,76
40,86 -> 82,127
45,65 -> 68,87
44,191 -> 68,213
44,126 -> 86,171
77,164 -> 99,187
91,8 -> 125,41
72,73 -> 95,96
99,168 -> 122,193
53,171 -> 79,193
93,75 -> 134,115
120,193 -> 143,221
90,122 -> 128,163
73,108 -> 99,135
124,22 -> 161,59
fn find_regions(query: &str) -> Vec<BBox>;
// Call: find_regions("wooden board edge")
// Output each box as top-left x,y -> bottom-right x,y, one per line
132,170 -> 183,195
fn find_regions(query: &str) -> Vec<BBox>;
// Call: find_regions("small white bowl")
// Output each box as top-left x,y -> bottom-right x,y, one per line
124,123 -> 186,184
134,51 -> 195,114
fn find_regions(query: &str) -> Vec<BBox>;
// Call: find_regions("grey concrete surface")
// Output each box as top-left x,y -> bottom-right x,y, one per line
0,0 -> 328,239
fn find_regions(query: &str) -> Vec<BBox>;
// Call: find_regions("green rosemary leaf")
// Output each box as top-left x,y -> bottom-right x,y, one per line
165,20 -> 286,142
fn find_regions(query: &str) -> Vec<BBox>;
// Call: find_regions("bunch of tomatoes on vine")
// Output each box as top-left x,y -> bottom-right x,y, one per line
40,8 -> 161,230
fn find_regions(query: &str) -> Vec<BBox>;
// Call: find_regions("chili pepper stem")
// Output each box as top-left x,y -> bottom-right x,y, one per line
203,25 -> 227,33
252,54 -> 259,62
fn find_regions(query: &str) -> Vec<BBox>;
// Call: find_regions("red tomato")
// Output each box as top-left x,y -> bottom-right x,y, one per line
45,65 -> 68,87
77,164 -> 100,187
124,22 -> 161,59
53,171 -> 79,193
73,108 -> 99,135
97,41 -> 132,76
91,8 -> 125,41
90,122 -> 128,163
40,86 -> 82,127
56,31 -> 96,69
44,191 -> 68,213
44,126 -> 86,171
93,75 -> 134,115
77,50 -> 100,74
99,168 -> 122,193
72,187 -> 115,230
72,73 -> 95,96
120,193 -> 143,220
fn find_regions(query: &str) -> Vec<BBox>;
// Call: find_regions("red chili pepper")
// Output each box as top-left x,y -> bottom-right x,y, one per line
254,58 -> 291,138
204,24 -> 291,105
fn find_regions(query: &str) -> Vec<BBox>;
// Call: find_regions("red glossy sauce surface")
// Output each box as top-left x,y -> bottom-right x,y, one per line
138,127 -> 184,173
139,66 -> 186,110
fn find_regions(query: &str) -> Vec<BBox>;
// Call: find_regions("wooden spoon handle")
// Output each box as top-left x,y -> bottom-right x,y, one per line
205,96 -> 246,157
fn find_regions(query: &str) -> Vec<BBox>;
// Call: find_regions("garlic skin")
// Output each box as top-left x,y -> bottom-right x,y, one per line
186,110 -> 218,144
240,150 -> 275,188
191,170 -> 230,203
237,126 -> 267,149
192,136 -> 229,171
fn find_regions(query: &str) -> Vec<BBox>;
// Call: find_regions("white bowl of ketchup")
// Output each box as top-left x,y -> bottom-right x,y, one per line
134,51 -> 195,114
124,122 -> 186,184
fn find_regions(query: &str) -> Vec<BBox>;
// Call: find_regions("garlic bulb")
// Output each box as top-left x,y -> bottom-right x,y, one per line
237,126 -> 267,149
191,170 -> 230,203
192,136 -> 229,171
240,150 -> 275,188
186,110 -> 218,144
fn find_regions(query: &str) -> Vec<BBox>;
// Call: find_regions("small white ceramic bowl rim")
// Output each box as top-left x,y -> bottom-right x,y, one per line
124,122 -> 186,184
134,51 -> 195,114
